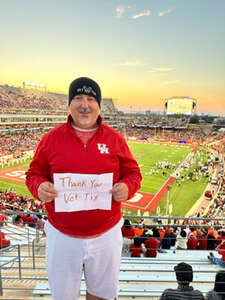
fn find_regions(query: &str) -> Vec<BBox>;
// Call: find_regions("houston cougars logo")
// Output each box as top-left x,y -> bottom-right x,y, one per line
97,144 -> 109,154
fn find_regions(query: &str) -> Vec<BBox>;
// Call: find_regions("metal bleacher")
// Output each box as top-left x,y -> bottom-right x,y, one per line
31,249 -> 221,298
3,221 -> 37,246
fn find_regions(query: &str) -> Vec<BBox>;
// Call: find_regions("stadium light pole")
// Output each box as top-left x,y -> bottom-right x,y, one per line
166,184 -> 172,218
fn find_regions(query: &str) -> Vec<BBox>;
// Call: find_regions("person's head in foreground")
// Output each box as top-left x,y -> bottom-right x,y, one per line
214,270 -> 225,295
174,262 -> 193,285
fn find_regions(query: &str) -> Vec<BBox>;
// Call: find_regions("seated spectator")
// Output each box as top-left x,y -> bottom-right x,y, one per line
160,262 -> 204,300
0,213 -> 7,226
0,231 -> 10,249
139,228 -> 150,244
197,229 -> 207,250
145,232 -> 158,258
27,214 -> 36,228
208,240 -> 225,268
162,232 -> 171,249
0,202 -> 6,211
176,229 -> 187,250
121,219 -> 135,240
21,213 -> 28,225
0,217 -> 10,249
217,230 -> 225,246
207,230 -> 217,250
205,270 -> 225,299
188,227 -> 197,239
187,235 -> 198,250
37,214 -> 45,230
134,224 -> 143,237
130,236 -> 143,257
169,228 -> 177,247
13,214 -> 24,227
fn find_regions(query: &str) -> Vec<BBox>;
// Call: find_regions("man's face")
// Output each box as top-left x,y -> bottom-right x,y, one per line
69,94 -> 100,129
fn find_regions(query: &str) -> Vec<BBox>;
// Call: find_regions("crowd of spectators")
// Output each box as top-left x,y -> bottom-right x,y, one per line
0,189 -> 45,214
0,85 -> 67,114
205,185 -> 225,219
0,189 -> 46,248
121,219 -> 225,259
0,131 -> 44,157
123,126 -> 224,146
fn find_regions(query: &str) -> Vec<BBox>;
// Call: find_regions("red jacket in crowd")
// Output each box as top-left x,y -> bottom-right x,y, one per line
0,232 -> 9,249
145,237 -> 158,257
130,243 -> 142,257
121,226 -> 136,240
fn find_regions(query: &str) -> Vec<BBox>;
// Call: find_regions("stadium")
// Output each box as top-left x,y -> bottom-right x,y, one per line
0,83 -> 225,299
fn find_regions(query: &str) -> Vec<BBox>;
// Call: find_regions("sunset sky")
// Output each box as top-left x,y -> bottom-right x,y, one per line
1,0 -> 225,114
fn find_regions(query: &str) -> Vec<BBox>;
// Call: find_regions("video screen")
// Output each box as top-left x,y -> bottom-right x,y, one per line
166,98 -> 193,115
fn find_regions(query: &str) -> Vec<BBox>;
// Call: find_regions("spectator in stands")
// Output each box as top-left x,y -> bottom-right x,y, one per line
145,231 -> 159,257
27,214 -> 36,228
217,230 -> 225,246
160,262 -> 204,300
36,214 -> 45,230
207,230 -> 217,250
208,240 -> 225,267
176,229 -> 188,250
121,219 -> 136,240
206,270 -> 225,300
134,223 -> 143,237
130,236 -> 143,257
169,228 -> 177,247
13,214 -> 24,227
197,229 -> 207,250
187,235 -> 198,250
26,77 -> 142,300
0,216 -> 10,249
0,213 -> 7,226
139,226 -> 150,244
161,231 -> 171,249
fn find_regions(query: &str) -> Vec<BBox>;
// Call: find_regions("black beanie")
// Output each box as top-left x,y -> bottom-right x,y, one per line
68,77 -> 101,107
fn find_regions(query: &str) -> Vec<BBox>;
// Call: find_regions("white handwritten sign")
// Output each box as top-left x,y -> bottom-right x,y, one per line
53,173 -> 113,212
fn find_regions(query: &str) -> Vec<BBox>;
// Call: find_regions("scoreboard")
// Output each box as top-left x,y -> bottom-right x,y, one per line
165,97 -> 196,115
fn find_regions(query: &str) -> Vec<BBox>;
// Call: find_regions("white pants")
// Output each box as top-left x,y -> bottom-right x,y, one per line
45,220 -> 123,300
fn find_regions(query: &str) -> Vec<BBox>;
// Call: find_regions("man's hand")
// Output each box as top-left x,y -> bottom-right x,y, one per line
111,182 -> 129,202
38,181 -> 58,203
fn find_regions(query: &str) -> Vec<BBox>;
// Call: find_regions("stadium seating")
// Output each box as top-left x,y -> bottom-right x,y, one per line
32,249 -> 220,297
3,220 -> 38,246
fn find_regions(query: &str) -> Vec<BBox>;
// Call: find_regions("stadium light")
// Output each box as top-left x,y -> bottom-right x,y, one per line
22,80 -> 46,91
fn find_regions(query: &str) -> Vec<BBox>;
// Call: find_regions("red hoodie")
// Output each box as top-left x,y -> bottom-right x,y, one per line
26,115 -> 142,237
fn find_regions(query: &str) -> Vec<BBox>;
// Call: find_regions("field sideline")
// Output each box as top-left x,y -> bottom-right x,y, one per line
0,143 -> 209,217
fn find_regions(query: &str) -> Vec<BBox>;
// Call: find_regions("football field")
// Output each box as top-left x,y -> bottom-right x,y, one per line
126,142 -> 208,216
0,142 -> 209,217
128,142 -> 190,194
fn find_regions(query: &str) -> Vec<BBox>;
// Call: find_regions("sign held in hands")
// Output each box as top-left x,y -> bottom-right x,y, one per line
54,173 -> 113,212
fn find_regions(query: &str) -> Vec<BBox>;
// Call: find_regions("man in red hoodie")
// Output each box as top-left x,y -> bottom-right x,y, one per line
26,77 -> 142,300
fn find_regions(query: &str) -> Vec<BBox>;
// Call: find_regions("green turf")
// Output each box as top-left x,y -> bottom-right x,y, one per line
0,179 -> 33,197
128,142 -> 191,193
158,176 -> 208,216
128,142 -> 209,216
